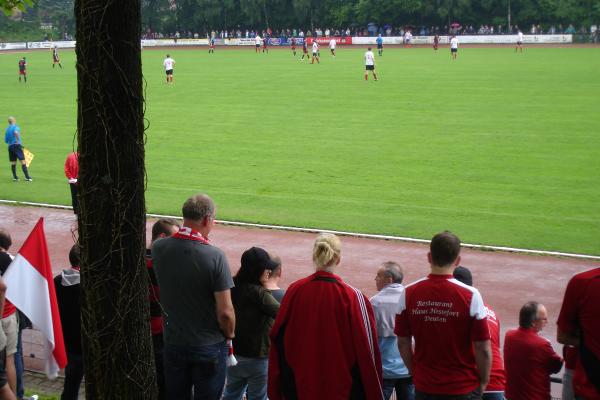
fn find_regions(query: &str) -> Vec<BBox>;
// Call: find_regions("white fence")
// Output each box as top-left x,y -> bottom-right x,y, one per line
0,34 -> 574,52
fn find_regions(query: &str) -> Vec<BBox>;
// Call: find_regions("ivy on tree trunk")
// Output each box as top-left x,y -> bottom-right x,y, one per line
75,0 -> 156,398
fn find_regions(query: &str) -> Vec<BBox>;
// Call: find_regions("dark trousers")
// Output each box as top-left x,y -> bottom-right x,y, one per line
69,183 -> 78,215
383,377 -> 415,400
163,341 -> 227,400
415,389 -> 482,400
153,334 -> 165,400
61,352 -> 84,400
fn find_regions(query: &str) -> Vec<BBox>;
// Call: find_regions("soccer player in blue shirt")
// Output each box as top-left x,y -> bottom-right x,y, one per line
4,117 -> 32,182
376,34 -> 383,56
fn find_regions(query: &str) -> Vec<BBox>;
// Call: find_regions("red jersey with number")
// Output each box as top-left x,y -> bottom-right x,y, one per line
557,267 -> 600,399
504,327 -> 563,400
394,274 -> 490,395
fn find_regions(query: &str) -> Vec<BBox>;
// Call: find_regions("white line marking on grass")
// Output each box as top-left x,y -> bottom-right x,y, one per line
1,199 -> 599,261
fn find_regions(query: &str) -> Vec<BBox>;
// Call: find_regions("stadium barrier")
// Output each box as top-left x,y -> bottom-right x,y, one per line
353,34 -> 573,45
305,36 -> 353,45
0,34 -> 576,52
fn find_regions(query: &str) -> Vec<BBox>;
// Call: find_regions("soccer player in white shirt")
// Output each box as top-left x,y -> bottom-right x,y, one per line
163,54 -> 175,84
450,35 -> 459,60
311,40 -> 320,64
255,34 -> 262,53
364,47 -> 378,81
516,30 -> 524,53
329,38 -> 336,57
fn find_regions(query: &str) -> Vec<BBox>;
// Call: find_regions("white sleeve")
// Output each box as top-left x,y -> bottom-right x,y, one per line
397,288 -> 407,315
469,289 -> 487,320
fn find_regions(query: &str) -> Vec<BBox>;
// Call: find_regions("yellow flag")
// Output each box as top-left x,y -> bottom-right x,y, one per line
23,148 -> 35,168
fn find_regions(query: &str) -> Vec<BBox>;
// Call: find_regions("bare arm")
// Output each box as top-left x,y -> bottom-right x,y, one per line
214,289 -> 235,339
474,339 -> 492,392
557,326 -> 579,347
397,336 -> 413,375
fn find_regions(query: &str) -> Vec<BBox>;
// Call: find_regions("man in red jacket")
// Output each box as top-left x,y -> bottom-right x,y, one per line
64,152 -> 79,215
504,301 -> 563,400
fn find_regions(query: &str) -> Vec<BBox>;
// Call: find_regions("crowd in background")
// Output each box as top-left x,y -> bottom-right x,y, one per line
141,22 -> 597,41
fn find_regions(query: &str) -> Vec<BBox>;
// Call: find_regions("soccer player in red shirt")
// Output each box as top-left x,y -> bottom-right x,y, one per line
290,37 -> 296,56
395,232 -> 492,398
301,41 -> 309,62
504,302 -> 563,400
18,57 -> 27,83
557,267 -> 600,399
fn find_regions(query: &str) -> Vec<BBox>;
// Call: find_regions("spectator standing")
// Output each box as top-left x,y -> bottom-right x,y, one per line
147,218 -> 180,400
395,231 -> 492,398
64,152 -> 79,215
0,274 -> 15,400
222,247 -> 280,400
561,346 -> 577,400
54,245 -> 84,400
268,233 -> 383,399
153,194 -> 235,400
0,235 -> 18,396
557,266 -> 600,399
504,302 -> 563,400
370,261 -> 414,400
453,266 -> 506,400
5,117 -> 32,182
263,256 -> 285,303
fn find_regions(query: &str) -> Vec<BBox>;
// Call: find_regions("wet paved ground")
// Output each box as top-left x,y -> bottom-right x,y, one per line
2,204 -> 599,398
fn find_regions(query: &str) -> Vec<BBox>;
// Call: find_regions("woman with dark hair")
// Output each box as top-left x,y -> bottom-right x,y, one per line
222,247 -> 280,400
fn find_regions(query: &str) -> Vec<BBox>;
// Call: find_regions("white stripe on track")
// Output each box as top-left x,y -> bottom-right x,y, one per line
1,199 -> 599,260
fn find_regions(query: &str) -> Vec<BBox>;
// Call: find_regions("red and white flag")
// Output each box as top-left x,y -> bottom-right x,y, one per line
4,218 -> 67,379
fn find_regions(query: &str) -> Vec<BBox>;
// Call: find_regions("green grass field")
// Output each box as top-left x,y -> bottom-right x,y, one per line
1,46 -> 599,255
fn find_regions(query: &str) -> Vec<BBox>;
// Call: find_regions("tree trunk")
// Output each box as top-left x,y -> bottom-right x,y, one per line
74,0 -> 155,398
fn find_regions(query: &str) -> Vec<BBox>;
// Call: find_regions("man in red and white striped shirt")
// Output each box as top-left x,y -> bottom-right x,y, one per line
395,231 -> 491,399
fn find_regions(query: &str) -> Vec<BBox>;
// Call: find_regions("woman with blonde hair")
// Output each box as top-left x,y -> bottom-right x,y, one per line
268,233 -> 384,400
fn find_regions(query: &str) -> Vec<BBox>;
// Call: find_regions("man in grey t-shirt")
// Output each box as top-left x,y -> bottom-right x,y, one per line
154,193 -> 235,400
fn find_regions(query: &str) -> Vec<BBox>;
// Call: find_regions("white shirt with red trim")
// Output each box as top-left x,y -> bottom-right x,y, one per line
395,274 -> 490,395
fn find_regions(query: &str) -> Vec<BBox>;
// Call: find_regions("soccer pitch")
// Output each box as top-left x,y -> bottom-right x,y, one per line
1,46 -> 599,255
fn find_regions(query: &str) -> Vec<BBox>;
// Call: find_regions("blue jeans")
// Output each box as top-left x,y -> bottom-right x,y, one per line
482,393 -> 504,400
163,341 -> 227,400
383,377 -> 415,400
15,329 -> 24,398
222,356 -> 268,400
